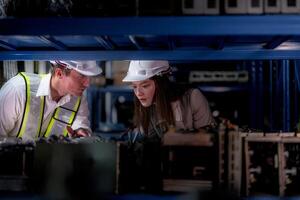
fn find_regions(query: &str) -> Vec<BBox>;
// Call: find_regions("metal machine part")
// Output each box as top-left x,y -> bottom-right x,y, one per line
33,142 -> 118,199
0,139 -> 35,192
245,140 -> 280,196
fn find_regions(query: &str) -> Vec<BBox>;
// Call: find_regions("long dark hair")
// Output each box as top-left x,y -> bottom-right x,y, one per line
133,74 -> 191,135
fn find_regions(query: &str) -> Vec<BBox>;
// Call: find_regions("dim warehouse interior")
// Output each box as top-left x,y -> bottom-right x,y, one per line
3,0 -> 300,200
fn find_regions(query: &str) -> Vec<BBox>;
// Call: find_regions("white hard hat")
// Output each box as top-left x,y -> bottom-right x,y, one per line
122,60 -> 171,82
50,60 -> 102,76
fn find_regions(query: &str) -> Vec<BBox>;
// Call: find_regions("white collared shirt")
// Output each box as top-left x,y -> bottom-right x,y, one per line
0,73 -> 91,138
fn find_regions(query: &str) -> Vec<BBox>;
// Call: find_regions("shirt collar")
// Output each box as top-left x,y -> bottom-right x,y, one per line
36,73 -> 71,103
36,73 -> 51,97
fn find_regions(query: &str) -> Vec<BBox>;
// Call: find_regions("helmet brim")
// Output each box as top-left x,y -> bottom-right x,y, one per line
122,74 -> 153,82
75,67 -> 102,76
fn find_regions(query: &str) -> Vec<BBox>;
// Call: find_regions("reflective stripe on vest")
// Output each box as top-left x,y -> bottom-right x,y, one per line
17,72 -> 81,139
37,96 -> 45,138
63,98 -> 81,136
17,72 -> 45,139
43,97 -> 81,137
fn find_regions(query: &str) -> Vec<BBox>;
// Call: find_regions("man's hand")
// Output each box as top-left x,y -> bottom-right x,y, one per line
66,126 -> 91,138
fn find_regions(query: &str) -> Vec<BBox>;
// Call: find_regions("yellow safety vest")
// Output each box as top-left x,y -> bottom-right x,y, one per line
17,72 -> 81,140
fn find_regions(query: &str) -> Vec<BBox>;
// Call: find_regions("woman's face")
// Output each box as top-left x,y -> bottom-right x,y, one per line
131,79 -> 156,107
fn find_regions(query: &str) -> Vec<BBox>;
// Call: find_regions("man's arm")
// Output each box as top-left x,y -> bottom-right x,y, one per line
70,95 -> 92,137
0,78 -> 24,137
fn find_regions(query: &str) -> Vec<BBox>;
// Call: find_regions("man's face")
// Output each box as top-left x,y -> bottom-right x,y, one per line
62,69 -> 90,96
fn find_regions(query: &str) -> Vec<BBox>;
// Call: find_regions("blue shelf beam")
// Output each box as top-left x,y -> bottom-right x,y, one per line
3,49 -> 300,60
167,36 -> 176,50
257,62 -> 264,130
211,37 -> 225,50
294,61 -> 300,130
94,36 -> 116,50
0,40 -> 16,50
282,60 -> 291,131
38,36 -> 68,50
2,16 -> 300,36
128,35 -> 143,50
263,36 -> 291,49
268,61 -> 274,131
1,16 -> 300,60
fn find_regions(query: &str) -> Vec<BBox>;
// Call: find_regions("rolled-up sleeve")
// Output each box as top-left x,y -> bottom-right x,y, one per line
0,81 -> 24,137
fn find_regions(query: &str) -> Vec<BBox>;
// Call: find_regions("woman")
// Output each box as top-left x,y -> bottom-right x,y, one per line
119,60 -> 214,194
123,60 -> 214,137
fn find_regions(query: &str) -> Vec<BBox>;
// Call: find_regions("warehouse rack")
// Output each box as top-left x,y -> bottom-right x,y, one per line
1,16 -> 300,60
217,130 -> 300,197
243,133 -> 300,197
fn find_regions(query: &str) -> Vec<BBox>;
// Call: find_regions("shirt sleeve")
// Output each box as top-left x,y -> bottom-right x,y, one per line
71,95 -> 92,134
190,89 -> 214,129
0,78 -> 24,137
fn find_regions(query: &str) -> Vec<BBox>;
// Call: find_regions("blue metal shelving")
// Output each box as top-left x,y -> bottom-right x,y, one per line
2,16 -> 300,35
1,16 -> 300,60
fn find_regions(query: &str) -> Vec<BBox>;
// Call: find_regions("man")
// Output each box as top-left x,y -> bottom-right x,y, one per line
0,60 -> 102,142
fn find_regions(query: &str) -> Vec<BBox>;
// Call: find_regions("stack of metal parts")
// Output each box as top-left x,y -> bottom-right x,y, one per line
218,121 -> 243,195
244,133 -> 280,196
217,124 -> 281,197
283,138 -> 300,196
0,135 -> 117,198
36,134 -> 107,144
244,132 -> 300,197
5,0 -> 137,17
223,131 -> 300,197
0,137 -> 34,192
33,136 -> 118,200
161,128 -> 218,193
